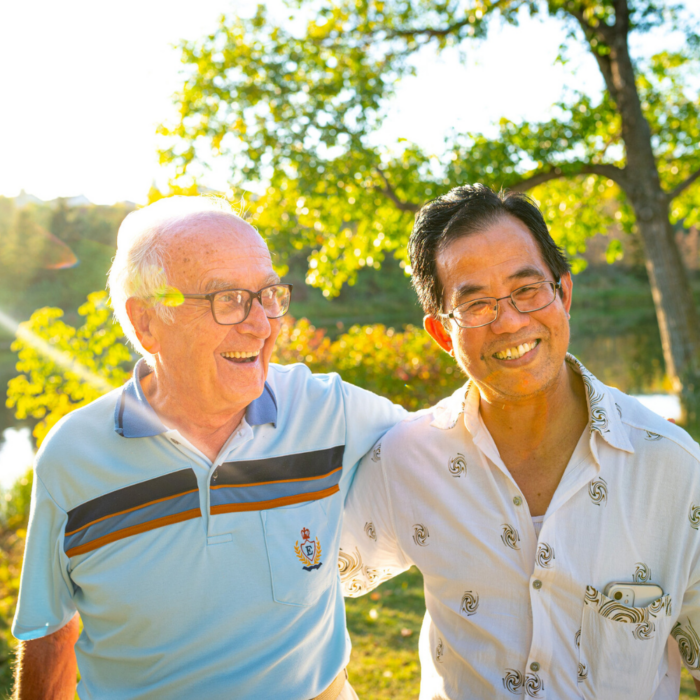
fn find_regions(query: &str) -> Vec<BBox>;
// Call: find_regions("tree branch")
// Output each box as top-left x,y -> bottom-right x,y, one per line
507,163 -> 629,192
383,0 -> 512,40
667,167 -> 700,200
565,8 -> 616,98
388,17 -> 472,39
374,168 -> 420,213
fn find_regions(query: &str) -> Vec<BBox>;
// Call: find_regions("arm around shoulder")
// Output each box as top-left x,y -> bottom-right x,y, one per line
340,442 -> 411,597
13,613 -> 80,700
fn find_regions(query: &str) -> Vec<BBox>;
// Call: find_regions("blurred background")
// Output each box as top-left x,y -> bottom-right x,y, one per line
0,0 -> 698,696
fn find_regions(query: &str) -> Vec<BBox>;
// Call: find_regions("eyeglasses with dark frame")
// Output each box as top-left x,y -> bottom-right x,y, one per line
438,280 -> 562,329
179,283 -> 293,326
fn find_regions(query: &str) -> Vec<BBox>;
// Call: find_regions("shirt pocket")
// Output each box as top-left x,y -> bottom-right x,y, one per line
578,585 -> 673,700
261,492 -> 341,606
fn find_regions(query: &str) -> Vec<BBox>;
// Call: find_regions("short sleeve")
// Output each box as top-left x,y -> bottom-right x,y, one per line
339,441 -> 411,597
340,381 -> 406,494
12,472 -> 77,641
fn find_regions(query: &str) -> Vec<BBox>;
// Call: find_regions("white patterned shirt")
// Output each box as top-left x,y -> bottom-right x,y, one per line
340,355 -> 700,700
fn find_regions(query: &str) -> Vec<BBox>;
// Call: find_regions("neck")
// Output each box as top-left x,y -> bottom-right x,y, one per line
475,360 -> 589,517
478,360 -> 588,453
141,367 -> 246,463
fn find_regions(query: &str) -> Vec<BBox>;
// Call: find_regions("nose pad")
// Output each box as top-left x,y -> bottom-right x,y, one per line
491,298 -> 530,333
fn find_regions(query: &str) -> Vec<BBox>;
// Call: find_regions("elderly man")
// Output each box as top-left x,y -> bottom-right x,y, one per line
12,196 -> 405,699
340,184 -> 700,699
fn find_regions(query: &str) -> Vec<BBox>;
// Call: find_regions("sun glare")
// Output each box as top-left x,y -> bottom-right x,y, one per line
0,308 -> 114,393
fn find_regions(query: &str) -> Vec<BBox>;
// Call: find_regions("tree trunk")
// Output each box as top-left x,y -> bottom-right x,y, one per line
599,2 -> 700,422
633,201 -> 700,396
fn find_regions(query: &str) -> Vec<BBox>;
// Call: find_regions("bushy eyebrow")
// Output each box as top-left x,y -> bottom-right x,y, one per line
452,266 -> 547,304
203,274 -> 280,293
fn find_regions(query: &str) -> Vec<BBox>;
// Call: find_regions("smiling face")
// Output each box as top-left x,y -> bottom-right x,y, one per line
132,214 -> 281,418
425,215 -> 573,404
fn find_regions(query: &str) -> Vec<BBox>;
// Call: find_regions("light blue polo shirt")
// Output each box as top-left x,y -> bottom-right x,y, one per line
13,361 -> 405,700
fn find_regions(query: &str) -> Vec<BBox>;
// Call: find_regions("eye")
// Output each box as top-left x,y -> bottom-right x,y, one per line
514,285 -> 540,298
465,300 -> 492,313
219,292 -> 244,305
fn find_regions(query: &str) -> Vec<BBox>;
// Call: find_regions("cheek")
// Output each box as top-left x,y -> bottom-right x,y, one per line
263,325 -> 281,358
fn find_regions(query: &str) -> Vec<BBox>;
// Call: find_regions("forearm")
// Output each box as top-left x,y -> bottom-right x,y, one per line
13,614 -> 80,700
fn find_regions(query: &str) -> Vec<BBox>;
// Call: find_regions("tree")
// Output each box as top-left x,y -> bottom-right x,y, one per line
158,0 -> 700,415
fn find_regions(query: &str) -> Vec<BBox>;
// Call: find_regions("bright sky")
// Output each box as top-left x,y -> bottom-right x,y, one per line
0,1 -> 686,205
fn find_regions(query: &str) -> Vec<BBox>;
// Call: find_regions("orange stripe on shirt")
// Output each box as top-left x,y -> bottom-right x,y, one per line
65,508 -> 201,557
64,489 -> 200,537
210,484 -> 340,514
210,466 -> 342,490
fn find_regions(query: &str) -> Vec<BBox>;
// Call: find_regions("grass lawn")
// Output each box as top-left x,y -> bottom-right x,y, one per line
346,568 -> 700,699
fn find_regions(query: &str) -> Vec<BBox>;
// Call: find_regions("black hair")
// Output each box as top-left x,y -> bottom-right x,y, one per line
408,183 -> 571,316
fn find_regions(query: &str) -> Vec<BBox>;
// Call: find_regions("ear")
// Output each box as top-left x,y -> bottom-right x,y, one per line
126,297 -> 160,355
559,271 -> 573,316
424,314 -> 454,355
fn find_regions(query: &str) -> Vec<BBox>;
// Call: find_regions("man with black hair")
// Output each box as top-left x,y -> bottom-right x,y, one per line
340,184 -> 700,699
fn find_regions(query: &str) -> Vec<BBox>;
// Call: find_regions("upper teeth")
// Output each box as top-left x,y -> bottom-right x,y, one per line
221,351 -> 258,359
494,341 -> 538,361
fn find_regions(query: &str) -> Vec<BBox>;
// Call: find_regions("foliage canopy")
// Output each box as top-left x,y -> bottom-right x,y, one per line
158,0 -> 700,293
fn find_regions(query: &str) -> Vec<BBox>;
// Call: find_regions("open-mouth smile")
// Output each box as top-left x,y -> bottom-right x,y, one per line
221,351 -> 259,364
492,339 -> 540,361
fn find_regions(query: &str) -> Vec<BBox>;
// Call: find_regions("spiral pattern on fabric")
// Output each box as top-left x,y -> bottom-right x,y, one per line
502,669 -> 523,693
338,547 -> 363,579
577,663 -> 588,682
689,504 -> 700,530
633,562 -> 651,582
448,453 -> 467,477
589,478 -> 608,506
364,521 -> 377,541
633,621 -> 656,640
584,586 -> 601,606
672,621 -> 700,669
501,524 -> 520,550
536,543 -> 555,568
460,590 -> 479,616
524,672 -> 544,697
598,600 -> 647,623
412,523 -> 429,546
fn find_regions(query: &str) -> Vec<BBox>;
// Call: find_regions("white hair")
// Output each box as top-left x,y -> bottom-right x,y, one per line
108,195 -> 249,363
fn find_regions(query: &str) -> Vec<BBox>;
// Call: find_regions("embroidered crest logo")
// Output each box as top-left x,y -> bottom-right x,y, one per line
295,527 -> 323,571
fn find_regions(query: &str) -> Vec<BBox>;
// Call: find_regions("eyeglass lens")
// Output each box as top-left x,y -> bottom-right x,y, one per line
212,285 -> 291,325
455,282 -> 556,328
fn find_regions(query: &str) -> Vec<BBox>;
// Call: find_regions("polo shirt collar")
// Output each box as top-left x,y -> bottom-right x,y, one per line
114,359 -> 278,438
430,353 -> 634,456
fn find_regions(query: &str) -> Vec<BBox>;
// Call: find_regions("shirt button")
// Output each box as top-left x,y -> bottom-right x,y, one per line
530,662 -> 540,672
513,496 -> 522,506
532,579 -> 542,590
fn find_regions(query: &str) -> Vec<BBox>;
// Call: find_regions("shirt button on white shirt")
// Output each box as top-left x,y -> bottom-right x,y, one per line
530,662 -> 540,672
532,579 -> 543,590
513,495 -> 522,506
